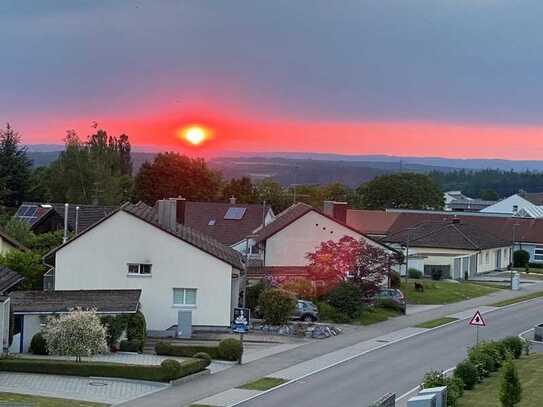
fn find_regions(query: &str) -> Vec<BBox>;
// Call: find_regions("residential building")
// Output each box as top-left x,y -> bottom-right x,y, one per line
383,219 -> 512,279
247,202 -> 397,281
44,199 -> 244,332
443,191 -> 496,212
480,193 -> 543,217
167,198 -> 274,252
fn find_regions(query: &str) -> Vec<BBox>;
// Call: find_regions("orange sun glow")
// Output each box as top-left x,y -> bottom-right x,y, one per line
179,125 -> 210,145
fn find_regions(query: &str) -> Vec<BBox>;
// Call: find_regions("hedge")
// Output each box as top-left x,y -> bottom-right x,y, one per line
119,340 -> 143,353
0,357 -> 209,382
155,338 -> 242,361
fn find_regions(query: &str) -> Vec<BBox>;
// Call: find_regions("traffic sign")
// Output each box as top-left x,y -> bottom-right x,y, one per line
469,310 -> 486,327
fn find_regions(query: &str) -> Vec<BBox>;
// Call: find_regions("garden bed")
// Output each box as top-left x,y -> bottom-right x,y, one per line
0,356 -> 209,383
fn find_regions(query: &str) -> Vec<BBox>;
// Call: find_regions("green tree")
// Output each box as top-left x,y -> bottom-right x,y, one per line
0,250 -> 46,289
2,218 -> 34,247
0,123 -> 32,207
356,173 -> 444,210
45,129 -> 133,205
500,358 -> 521,407
134,152 -> 222,205
480,189 -> 499,201
221,177 -> 258,203
255,179 -> 291,213
29,230 -> 65,256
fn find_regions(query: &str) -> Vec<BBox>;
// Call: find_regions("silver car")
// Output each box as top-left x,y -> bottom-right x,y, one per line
292,300 -> 319,322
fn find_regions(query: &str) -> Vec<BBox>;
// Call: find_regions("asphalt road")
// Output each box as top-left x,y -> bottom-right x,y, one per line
239,299 -> 543,407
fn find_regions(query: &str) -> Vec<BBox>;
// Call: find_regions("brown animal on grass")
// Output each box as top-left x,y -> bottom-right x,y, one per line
414,282 -> 425,293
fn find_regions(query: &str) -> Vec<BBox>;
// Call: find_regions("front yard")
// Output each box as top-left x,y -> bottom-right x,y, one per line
400,279 -> 501,304
457,353 -> 543,407
0,392 -> 106,407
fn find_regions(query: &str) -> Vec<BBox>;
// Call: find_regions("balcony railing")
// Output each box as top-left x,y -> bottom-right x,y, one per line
43,268 -> 55,291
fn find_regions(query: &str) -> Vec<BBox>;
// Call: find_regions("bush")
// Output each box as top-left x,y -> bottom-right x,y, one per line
500,358 -> 521,407
513,250 -> 529,268
389,271 -> 401,289
502,337 -> 524,359
193,352 -> 212,363
155,342 -> 220,359
431,268 -> 444,281
258,288 -> 296,325
316,302 -> 350,323
468,347 -> 495,378
119,340 -> 142,353
408,268 -> 422,279
422,370 -> 463,406
454,360 -> 479,390
0,357 -> 209,382
29,332 -> 48,355
327,282 -> 361,319
528,262 -> 543,269
218,338 -> 242,362
126,311 -> 146,352
100,315 -> 128,348
246,280 -> 267,313
160,359 -> 182,380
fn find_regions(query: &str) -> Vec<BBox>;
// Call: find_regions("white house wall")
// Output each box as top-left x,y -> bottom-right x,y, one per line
54,211 -> 235,330
265,210 -> 385,267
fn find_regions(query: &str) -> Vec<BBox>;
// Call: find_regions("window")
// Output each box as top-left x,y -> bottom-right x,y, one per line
173,288 -> 197,306
208,218 -> 216,226
485,252 -> 490,264
127,263 -> 152,275
513,205 -> 518,212
478,254 -> 482,265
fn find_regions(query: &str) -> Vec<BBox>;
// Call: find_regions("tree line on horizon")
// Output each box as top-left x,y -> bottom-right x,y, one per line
2,123 -> 543,217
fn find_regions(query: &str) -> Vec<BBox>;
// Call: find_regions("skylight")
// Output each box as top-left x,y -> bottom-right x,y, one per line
224,207 -> 247,220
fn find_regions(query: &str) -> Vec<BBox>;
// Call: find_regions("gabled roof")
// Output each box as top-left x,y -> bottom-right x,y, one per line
0,228 -> 28,252
252,202 -> 396,252
346,210 -> 400,236
45,202 -> 244,270
0,266 -> 24,294
10,289 -> 141,315
383,221 -> 511,251
179,201 -> 272,245
16,202 -> 117,233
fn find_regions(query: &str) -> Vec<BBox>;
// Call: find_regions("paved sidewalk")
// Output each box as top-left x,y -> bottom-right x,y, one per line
0,372 -> 167,405
120,282 -> 543,407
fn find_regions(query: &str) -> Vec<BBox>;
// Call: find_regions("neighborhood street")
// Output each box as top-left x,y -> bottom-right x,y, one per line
238,299 -> 543,407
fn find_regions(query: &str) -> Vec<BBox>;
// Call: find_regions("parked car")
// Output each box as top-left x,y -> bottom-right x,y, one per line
292,300 -> 319,322
362,288 -> 406,314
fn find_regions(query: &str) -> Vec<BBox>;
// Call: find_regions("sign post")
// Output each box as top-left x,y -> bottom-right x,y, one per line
231,307 -> 250,365
469,310 -> 486,345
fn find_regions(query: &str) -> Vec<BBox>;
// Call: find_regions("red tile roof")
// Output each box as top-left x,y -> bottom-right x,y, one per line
346,210 -> 399,235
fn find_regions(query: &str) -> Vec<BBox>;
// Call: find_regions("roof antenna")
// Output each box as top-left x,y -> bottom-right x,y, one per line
63,203 -> 69,243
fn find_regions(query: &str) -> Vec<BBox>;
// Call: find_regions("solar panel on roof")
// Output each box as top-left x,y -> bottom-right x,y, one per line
24,206 -> 37,217
224,207 -> 247,220
16,205 -> 31,216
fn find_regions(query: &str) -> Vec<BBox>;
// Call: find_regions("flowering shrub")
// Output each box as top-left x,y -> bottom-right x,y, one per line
43,308 -> 108,362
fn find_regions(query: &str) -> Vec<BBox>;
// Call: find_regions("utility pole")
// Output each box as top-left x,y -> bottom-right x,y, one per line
511,223 -> 520,289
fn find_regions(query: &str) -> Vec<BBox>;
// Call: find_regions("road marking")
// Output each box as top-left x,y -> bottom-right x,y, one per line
219,295 -> 543,407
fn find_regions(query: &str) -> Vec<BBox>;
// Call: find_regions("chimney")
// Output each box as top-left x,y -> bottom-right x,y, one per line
323,201 -> 350,223
229,196 -> 237,205
452,216 -> 461,224
157,199 -> 177,231
169,197 -> 186,225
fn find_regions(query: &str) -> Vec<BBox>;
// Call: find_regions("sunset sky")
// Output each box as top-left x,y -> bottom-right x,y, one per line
2,1 -> 543,159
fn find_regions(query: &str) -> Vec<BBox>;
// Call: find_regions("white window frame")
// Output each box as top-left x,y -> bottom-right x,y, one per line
127,263 -> 152,276
173,288 -> 197,307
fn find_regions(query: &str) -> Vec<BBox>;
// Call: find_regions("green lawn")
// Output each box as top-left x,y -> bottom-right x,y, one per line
458,354 -> 543,407
355,307 -> 402,326
415,317 -> 458,329
238,377 -> 287,391
491,291 -> 543,307
0,392 -> 106,406
400,280 -> 499,305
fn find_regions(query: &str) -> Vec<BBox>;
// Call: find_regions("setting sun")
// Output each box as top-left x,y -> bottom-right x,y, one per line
180,125 -> 209,146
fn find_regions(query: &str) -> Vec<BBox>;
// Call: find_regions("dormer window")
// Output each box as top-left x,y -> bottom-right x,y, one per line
208,218 -> 216,226
513,205 -> 518,212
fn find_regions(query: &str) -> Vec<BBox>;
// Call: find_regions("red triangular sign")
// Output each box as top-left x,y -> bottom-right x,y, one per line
469,311 -> 486,327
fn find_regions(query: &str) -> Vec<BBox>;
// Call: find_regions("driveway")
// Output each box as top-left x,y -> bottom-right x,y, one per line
0,372 -> 167,405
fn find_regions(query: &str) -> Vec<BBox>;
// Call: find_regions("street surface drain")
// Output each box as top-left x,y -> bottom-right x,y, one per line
89,381 -> 108,386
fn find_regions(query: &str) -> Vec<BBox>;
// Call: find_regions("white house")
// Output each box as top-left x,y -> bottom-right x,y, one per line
481,193 -> 543,217
383,219 -> 512,279
44,200 -> 245,332
247,202 -> 397,280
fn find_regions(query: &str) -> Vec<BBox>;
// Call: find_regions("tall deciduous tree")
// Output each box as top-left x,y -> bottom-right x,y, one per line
356,173 -> 444,210
134,152 -> 222,205
45,129 -> 133,205
0,124 -> 32,207
221,177 -> 258,203
254,179 -> 291,213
